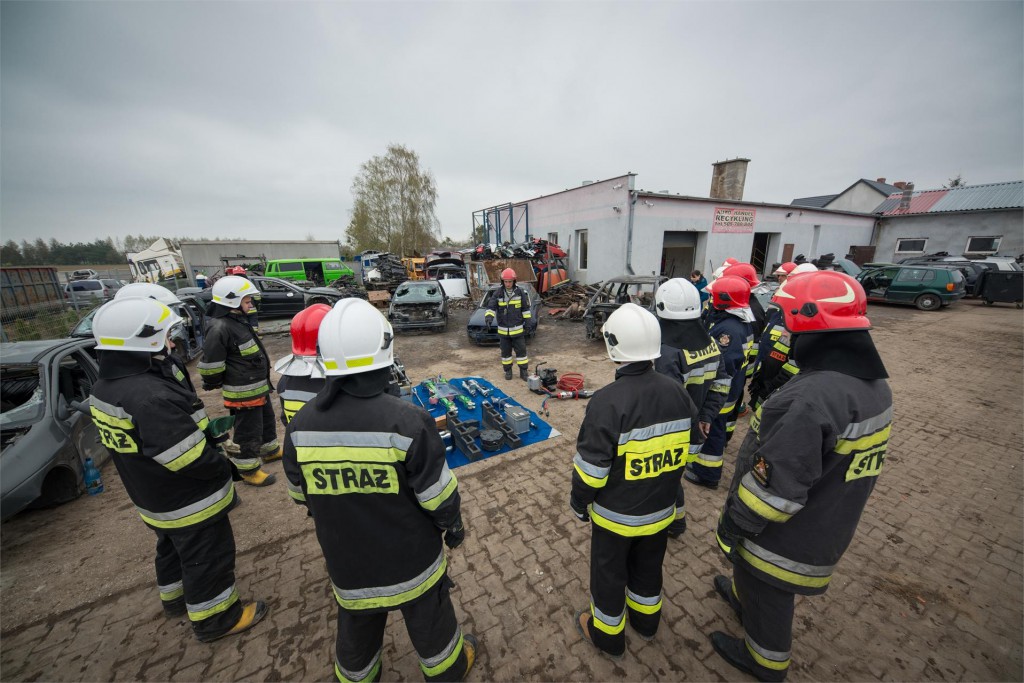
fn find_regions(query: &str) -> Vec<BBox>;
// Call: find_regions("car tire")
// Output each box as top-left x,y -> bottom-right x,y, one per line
915,293 -> 941,311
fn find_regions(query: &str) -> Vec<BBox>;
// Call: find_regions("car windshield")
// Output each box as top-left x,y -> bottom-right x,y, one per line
1,365 -> 45,427
394,283 -> 443,303
70,310 -> 97,337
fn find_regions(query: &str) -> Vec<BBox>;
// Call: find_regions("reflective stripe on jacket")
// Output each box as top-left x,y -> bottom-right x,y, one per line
484,285 -> 532,336
200,307 -> 271,407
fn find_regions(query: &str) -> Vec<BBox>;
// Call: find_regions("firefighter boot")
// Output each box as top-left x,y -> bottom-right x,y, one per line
504,366 -> 513,381
519,365 -> 529,381
163,596 -> 186,618
574,608 -> 624,661
713,575 -> 742,620
241,469 -> 277,487
710,632 -> 787,682
460,633 -> 479,681
198,601 -> 270,643
259,439 -> 282,463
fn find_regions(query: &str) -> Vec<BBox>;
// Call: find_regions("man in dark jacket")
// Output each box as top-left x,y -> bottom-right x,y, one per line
484,267 -> 532,380
283,298 -> 478,682
199,275 -> 278,487
710,271 -> 893,681
89,297 -> 267,642
571,303 -> 696,659
684,275 -> 754,489
652,278 -> 728,537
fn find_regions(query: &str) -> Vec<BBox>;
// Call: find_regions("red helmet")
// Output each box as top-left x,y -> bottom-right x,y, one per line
225,266 -> 246,276
773,262 -> 797,276
722,263 -> 761,289
709,275 -> 751,309
289,304 -> 332,356
723,257 -> 739,267
774,271 -> 870,334
500,267 -> 516,282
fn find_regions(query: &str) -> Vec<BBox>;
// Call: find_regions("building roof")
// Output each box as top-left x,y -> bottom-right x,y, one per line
874,180 -> 1024,216
790,194 -> 838,208
861,179 -> 902,195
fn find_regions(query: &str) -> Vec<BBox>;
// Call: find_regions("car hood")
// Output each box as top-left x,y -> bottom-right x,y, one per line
468,309 -> 488,327
307,287 -> 339,297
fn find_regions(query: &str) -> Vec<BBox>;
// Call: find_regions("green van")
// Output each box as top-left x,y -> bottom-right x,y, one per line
264,258 -> 354,286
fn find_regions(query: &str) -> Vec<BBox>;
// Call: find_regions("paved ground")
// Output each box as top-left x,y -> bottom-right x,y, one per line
2,298 -> 1022,681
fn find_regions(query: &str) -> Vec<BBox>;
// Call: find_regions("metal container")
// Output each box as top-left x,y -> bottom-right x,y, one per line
504,405 -> 531,435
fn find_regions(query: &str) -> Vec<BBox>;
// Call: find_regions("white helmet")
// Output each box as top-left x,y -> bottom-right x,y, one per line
654,278 -> 702,320
212,275 -> 258,308
790,263 -> 819,276
318,298 -> 394,376
114,282 -> 179,306
92,298 -> 182,353
602,303 -> 661,363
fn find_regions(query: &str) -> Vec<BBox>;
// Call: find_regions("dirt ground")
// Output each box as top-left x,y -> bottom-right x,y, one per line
1,298 -> 1022,681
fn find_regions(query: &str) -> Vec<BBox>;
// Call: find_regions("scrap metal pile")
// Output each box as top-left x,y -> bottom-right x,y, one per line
365,252 -> 408,292
540,281 -> 602,320
328,274 -> 369,300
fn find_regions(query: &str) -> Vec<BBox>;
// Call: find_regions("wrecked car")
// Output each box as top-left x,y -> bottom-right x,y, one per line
388,280 -> 449,332
1,338 -> 107,521
466,282 -> 541,345
583,275 -> 666,340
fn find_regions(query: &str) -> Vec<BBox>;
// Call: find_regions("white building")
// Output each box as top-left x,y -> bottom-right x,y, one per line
477,162 -> 878,284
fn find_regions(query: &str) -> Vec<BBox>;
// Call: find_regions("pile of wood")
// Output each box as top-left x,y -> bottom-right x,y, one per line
542,281 -> 601,320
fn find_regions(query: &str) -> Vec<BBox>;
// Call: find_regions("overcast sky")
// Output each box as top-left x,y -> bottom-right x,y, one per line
2,1 -> 1022,247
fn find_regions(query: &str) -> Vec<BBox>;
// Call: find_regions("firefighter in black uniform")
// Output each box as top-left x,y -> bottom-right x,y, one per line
570,303 -> 696,658
282,298 -> 478,682
684,275 -> 754,489
710,271 -> 893,681
747,264 -> 817,412
89,297 -> 268,642
652,278 -> 729,537
484,267 -> 532,380
199,275 -> 278,487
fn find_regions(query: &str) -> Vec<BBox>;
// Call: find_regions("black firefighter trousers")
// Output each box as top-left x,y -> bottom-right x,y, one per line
333,575 -> 469,683
732,558 -> 795,679
498,334 -> 528,369
230,400 -> 277,472
589,525 -> 668,656
154,515 -> 243,640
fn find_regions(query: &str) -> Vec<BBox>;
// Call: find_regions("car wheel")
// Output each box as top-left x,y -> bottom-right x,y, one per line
307,297 -> 331,307
36,466 -> 81,507
915,293 -> 941,311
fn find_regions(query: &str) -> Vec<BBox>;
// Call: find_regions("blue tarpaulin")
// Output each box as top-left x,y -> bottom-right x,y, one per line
409,376 -> 561,469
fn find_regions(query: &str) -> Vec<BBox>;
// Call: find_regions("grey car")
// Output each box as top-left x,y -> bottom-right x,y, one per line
388,280 -> 449,332
1,338 -> 107,520
582,275 -> 666,340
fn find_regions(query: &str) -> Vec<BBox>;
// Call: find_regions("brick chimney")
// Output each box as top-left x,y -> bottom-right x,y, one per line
876,177 -> 887,184
898,182 -> 915,211
710,158 -> 751,201
893,181 -> 907,190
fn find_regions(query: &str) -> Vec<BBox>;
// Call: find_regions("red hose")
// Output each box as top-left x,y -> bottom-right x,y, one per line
557,372 -> 585,392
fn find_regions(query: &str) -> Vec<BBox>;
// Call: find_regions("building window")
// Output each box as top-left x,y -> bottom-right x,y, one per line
895,238 -> 927,253
576,230 -> 589,270
966,236 -> 1001,254
548,232 -> 559,245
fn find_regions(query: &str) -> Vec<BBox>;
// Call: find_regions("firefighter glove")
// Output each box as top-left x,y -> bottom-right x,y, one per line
715,510 -> 752,562
569,495 -> 590,523
444,521 -> 465,549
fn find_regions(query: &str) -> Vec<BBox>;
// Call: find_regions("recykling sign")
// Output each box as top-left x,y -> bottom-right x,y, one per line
712,207 -> 756,234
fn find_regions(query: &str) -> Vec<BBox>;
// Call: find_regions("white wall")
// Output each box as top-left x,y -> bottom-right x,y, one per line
826,183 -> 889,213
875,211 -> 1024,262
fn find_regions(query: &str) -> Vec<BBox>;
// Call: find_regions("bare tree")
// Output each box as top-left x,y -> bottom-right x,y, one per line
346,144 -> 440,254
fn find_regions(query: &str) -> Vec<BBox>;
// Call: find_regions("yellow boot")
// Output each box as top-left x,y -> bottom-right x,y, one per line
461,633 -> 479,681
197,601 -> 269,643
241,469 -> 276,487
259,440 -> 282,463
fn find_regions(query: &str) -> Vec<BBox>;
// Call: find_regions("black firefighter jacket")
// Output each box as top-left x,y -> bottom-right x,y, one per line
571,362 -> 697,536
721,369 -> 893,595
199,307 -> 271,407
484,285 -> 532,336
282,379 -> 461,612
706,310 -> 753,416
90,351 -> 236,533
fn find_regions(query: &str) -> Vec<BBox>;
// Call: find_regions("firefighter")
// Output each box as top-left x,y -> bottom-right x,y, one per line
684,276 -> 754,489
747,264 -> 817,412
114,283 -> 194,389
274,304 -> 332,425
484,267 -> 532,380
199,275 -> 278,487
570,303 -> 696,658
652,278 -> 729,538
88,297 -> 268,642
772,261 -> 798,284
710,271 -> 892,681
282,298 -> 477,682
